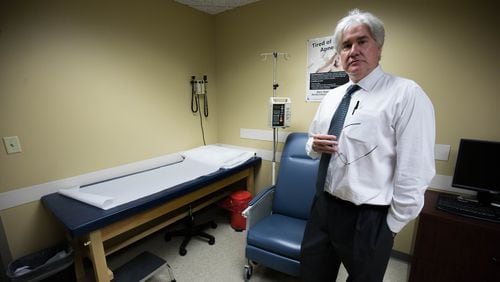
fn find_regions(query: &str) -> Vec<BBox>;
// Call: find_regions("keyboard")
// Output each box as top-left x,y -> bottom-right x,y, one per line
436,193 -> 500,223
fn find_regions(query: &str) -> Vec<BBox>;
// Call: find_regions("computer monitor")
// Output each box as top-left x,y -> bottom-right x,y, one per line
452,138 -> 500,204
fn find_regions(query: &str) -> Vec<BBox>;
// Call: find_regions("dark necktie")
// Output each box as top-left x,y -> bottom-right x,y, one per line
315,84 -> 361,193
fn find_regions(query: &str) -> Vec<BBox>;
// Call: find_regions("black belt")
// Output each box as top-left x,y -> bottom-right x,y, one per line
323,191 -> 390,211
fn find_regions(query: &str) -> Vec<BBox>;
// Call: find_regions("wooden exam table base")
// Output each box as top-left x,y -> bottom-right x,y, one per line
71,168 -> 255,281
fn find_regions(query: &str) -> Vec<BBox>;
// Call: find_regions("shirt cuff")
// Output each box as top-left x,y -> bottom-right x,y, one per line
386,213 -> 408,233
305,137 -> 321,159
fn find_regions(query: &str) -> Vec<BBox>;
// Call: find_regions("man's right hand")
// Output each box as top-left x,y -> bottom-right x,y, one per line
312,134 -> 338,154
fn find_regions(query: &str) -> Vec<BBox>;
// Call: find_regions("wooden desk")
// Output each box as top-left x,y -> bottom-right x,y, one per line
409,190 -> 500,282
42,157 -> 260,281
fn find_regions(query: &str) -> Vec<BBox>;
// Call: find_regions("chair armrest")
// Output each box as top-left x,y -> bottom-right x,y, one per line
242,186 -> 275,230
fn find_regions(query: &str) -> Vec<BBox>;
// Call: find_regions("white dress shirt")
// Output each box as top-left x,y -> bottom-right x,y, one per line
306,65 -> 436,233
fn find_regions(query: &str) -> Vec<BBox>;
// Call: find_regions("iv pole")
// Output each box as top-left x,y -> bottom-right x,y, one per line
261,51 -> 290,185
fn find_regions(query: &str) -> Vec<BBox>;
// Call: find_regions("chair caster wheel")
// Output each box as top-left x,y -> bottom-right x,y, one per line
244,264 -> 253,281
179,248 -> 187,256
211,222 -> 217,229
208,238 -> 215,245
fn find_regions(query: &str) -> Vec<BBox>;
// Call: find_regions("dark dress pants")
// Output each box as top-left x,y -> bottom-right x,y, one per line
300,192 -> 394,282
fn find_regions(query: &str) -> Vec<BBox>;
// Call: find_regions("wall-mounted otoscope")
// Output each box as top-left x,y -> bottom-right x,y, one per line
191,75 -> 207,95
190,75 -> 209,117
191,75 -> 209,145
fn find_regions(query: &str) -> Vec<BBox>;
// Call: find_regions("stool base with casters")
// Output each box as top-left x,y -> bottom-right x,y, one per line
164,205 -> 217,256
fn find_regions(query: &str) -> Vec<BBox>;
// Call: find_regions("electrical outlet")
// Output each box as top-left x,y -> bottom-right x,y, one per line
3,136 -> 22,154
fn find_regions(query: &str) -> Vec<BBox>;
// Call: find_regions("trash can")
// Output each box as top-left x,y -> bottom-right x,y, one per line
6,243 -> 74,282
222,190 -> 252,231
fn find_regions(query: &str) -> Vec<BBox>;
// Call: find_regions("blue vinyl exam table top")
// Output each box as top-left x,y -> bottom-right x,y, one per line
41,157 -> 261,238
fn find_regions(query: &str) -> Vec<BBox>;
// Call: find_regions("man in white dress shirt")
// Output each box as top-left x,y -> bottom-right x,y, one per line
300,9 -> 436,282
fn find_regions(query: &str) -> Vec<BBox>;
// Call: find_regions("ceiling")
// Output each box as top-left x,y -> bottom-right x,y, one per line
174,0 -> 260,15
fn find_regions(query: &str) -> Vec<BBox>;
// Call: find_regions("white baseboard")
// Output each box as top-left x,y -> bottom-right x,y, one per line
240,128 -> 290,143
428,174 -> 475,195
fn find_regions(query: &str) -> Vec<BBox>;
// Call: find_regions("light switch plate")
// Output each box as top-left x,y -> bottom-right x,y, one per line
3,136 -> 22,154
434,144 -> 450,161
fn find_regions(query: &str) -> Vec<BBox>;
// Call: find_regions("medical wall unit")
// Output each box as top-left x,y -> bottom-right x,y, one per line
190,75 -> 209,145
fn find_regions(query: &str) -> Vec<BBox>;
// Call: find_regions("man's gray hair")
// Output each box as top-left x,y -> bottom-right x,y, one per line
333,9 -> 385,53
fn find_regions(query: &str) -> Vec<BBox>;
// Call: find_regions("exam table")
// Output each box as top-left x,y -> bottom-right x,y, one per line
41,156 -> 261,281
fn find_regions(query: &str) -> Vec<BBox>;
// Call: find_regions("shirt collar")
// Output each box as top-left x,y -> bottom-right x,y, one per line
350,65 -> 384,92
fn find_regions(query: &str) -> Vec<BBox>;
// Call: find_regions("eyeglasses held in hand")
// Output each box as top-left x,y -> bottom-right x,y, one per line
336,145 -> 378,165
336,122 -> 377,165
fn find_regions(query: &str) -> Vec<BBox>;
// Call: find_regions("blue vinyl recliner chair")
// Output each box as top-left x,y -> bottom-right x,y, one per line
243,132 -> 319,280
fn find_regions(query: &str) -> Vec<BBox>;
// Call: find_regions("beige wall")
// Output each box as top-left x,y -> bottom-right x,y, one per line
1,0 -> 499,263
0,0 -> 217,259
215,0 -> 500,173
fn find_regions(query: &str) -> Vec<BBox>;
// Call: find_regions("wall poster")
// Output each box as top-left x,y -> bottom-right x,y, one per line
306,35 -> 349,102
